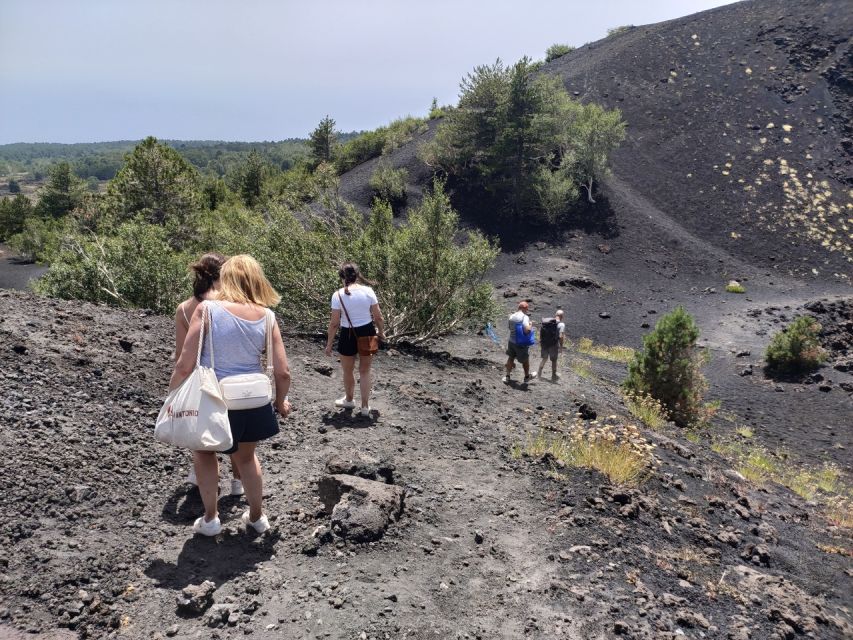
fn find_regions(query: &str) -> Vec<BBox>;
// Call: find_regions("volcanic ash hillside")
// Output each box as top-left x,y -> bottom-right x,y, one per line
0,290 -> 851,639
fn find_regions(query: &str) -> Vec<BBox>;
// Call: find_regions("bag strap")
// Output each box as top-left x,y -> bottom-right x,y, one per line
264,308 -> 274,376
195,302 -> 206,367
337,291 -> 357,338
197,301 -> 215,370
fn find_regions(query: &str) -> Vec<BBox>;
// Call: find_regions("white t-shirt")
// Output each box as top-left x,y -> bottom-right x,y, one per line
507,311 -> 531,344
331,285 -> 378,328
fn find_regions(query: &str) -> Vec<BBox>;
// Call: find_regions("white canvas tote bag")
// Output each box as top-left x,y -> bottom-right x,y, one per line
154,302 -> 233,451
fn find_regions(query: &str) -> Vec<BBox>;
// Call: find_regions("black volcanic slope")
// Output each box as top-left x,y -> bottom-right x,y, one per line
545,0 -> 852,278
339,0 -> 852,280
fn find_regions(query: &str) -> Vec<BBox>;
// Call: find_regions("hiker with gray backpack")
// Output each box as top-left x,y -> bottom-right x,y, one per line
536,309 -> 565,381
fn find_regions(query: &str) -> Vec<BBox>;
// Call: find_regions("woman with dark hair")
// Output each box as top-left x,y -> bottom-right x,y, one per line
324,262 -> 385,416
174,253 -> 242,495
171,255 -> 291,536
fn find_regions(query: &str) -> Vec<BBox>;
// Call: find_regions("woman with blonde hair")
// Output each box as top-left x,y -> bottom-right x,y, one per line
175,252 -> 241,495
324,262 -> 385,416
170,255 -> 291,536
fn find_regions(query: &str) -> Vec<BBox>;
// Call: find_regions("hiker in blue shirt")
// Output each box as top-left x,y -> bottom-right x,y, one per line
503,301 -> 537,384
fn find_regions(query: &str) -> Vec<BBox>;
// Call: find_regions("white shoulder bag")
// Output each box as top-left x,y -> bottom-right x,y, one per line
154,302 -> 233,451
218,308 -> 276,410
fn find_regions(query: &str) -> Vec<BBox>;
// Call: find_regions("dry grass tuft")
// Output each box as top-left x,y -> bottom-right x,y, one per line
569,357 -> 594,379
623,391 -> 669,430
521,419 -> 658,486
711,437 -> 851,527
816,543 -> 852,557
825,497 -> 853,529
575,337 -> 635,363
735,425 -> 754,438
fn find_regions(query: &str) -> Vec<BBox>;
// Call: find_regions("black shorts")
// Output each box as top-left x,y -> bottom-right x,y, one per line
505,341 -> 529,363
221,403 -> 279,454
337,322 -> 376,357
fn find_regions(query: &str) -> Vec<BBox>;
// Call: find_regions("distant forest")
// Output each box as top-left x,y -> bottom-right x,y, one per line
0,135 -> 359,181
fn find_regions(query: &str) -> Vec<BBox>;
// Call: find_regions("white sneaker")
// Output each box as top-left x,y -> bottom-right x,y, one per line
241,510 -> 270,534
186,468 -> 197,486
524,372 -> 538,383
502,374 -> 511,383
334,397 -> 356,409
192,515 -> 221,536
230,479 -> 244,496
359,407 -> 372,417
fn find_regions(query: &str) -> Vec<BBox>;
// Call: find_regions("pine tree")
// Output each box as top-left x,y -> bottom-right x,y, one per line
107,136 -> 201,226
37,161 -> 85,218
623,306 -> 707,426
309,115 -> 338,165
239,150 -> 265,208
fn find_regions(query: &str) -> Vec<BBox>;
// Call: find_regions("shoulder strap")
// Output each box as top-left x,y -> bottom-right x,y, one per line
180,301 -> 191,327
264,308 -> 274,376
337,291 -> 357,337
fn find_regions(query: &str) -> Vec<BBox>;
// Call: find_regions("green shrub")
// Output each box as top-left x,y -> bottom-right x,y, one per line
623,306 -> 708,427
8,215 -> 75,263
257,180 -> 499,342
334,117 -> 427,173
428,97 -> 453,120
371,180 -> 499,342
8,179 -> 21,194
369,164 -> 407,212
0,194 -> 34,240
765,316 -> 826,374
607,25 -> 634,36
725,280 -> 746,293
35,221 -> 188,313
545,43 -> 575,62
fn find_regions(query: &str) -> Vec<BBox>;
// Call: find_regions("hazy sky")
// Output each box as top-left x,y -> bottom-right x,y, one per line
0,0 -> 738,144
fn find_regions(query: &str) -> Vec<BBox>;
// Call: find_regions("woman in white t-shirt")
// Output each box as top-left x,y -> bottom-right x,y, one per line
324,262 -> 386,417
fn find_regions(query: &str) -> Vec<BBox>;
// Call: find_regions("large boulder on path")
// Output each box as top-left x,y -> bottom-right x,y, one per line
324,451 -> 395,483
317,474 -> 404,542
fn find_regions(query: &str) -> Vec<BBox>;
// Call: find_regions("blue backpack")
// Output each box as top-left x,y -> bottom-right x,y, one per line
514,321 -> 535,346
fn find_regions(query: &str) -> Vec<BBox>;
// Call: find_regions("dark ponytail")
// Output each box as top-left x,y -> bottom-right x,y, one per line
191,252 -> 227,300
338,261 -> 373,295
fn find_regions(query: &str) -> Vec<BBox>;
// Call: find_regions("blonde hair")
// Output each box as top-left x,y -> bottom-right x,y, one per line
217,255 -> 281,307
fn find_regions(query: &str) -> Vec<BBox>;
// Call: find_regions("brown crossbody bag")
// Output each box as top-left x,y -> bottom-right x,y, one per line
337,291 -> 380,356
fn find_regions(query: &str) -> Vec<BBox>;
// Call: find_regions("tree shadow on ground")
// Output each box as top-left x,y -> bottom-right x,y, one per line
452,188 -> 620,253
145,529 -> 281,591
762,366 -> 822,384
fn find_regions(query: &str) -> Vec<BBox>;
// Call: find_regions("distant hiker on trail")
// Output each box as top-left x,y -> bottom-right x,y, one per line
175,253 -> 243,496
504,300 -> 537,384
170,255 -> 292,536
324,262 -> 385,417
536,309 -> 566,381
